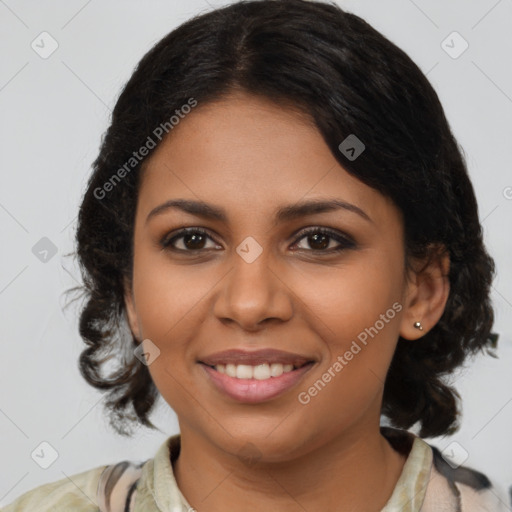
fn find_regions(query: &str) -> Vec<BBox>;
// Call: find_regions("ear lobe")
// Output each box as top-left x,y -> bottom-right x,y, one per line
123,276 -> 141,342
399,247 -> 450,340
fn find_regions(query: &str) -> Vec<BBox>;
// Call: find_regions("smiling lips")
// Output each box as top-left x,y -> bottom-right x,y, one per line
199,348 -> 315,403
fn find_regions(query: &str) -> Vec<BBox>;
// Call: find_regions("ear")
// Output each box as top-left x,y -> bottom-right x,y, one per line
399,245 -> 450,340
123,276 -> 142,343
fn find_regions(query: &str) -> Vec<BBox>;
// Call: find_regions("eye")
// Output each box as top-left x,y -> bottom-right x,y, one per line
160,227 -> 221,252
160,226 -> 356,254
291,227 -> 356,253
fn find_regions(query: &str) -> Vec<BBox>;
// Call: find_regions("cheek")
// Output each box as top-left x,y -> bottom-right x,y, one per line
131,254 -> 203,410
295,304 -> 402,433
292,249 -> 405,348
293,252 -> 404,410
132,247 -> 213,343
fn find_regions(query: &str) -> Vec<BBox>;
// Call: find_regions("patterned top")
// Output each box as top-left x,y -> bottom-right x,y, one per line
3,427 -> 509,511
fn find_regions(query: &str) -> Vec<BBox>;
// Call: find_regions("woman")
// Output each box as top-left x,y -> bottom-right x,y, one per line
4,0 -> 507,510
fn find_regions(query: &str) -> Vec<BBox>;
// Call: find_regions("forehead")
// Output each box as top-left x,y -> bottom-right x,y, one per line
137,91 -> 398,227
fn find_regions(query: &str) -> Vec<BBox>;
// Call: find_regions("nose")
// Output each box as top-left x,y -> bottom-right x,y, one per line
212,245 -> 294,331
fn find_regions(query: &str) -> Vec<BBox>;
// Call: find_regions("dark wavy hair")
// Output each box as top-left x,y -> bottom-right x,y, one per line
73,0 -> 497,438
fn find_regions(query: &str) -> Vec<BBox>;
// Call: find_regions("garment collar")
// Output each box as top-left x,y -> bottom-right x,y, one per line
141,427 -> 432,511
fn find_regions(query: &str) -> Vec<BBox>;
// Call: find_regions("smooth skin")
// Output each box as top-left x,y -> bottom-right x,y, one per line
124,90 -> 450,512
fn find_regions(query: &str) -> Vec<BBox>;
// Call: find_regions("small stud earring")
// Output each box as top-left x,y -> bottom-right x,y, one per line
413,321 -> 423,331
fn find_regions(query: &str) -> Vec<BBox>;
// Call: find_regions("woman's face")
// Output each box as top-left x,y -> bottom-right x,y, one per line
125,90 -> 418,461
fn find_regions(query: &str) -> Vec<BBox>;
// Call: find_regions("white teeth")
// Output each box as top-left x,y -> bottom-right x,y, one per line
213,362 -> 297,379
253,364 -> 270,380
236,364 -> 253,379
225,364 -> 237,377
269,363 -> 283,377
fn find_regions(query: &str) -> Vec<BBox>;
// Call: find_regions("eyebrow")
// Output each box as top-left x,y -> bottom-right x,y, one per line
145,198 -> 373,225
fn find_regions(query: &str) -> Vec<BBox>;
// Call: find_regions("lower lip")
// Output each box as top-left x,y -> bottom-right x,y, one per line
200,363 -> 314,404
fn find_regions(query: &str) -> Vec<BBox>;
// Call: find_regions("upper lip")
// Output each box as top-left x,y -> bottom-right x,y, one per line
199,349 -> 314,367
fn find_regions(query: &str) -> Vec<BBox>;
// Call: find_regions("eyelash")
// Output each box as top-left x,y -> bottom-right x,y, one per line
160,226 -> 356,254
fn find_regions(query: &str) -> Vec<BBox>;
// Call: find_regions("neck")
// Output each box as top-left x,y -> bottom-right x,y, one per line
173,422 -> 407,512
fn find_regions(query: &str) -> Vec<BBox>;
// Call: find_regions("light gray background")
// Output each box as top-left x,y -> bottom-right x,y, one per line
1,0 -> 511,507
